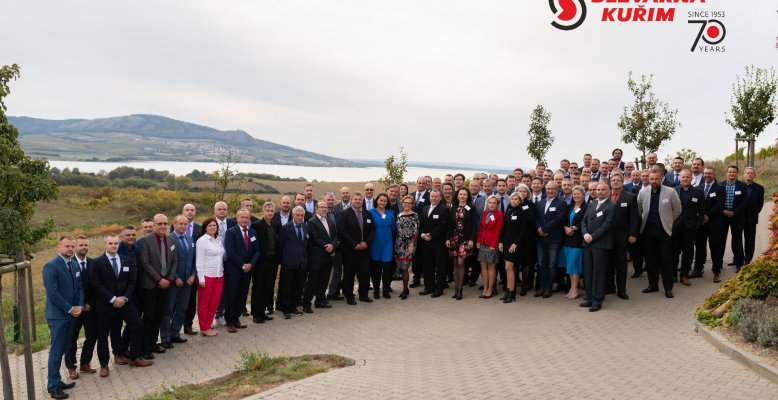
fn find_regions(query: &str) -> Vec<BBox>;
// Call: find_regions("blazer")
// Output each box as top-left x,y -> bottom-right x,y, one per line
307,214 -> 338,269
665,171 -> 682,187
333,202 -> 349,220
117,241 -> 141,268
502,205 -> 531,247
674,185 -> 705,230
171,233 -> 197,282
562,203 -> 587,248
477,210 -> 504,248
623,181 -> 642,195
447,204 -> 477,245
419,203 -> 451,244
338,207 -> 375,252
535,196 -> 568,245
720,180 -> 748,222
43,255 -> 84,320
610,190 -> 640,240
251,218 -> 278,259
637,185 -> 683,236
90,253 -> 137,312
271,211 -> 292,234
224,224 -> 260,274
171,222 -> 202,242
698,180 -> 725,225
72,257 -> 95,307
138,233 -> 178,289
278,221 -> 309,269
581,199 -> 616,250
744,181 -> 765,225
409,190 -> 431,214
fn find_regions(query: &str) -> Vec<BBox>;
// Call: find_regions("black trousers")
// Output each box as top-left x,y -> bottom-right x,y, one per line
65,308 -> 97,369
342,249 -> 371,299
141,287 -> 167,351
744,221 -> 757,264
673,225 -> 698,277
607,238 -> 629,295
223,271 -> 251,326
251,256 -> 278,316
423,240 -> 446,292
695,221 -> 723,274
97,303 -> 142,365
411,241 -> 425,284
370,260 -> 392,294
722,216 -> 745,268
304,261 -> 332,306
277,266 -> 307,313
584,247 -> 608,306
629,236 -> 643,273
643,224 -> 673,291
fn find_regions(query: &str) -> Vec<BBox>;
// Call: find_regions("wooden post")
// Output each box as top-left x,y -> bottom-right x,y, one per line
25,266 -> 35,342
0,273 -> 15,400
15,252 -> 35,400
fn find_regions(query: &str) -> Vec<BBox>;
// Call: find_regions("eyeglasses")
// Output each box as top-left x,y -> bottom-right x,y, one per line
402,202 -> 413,205
155,222 -> 168,226
365,188 -> 374,191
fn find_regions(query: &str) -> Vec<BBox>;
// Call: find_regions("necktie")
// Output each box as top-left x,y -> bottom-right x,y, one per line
179,235 -> 189,256
611,191 -> 618,203
674,173 -> 679,185
296,225 -> 303,245
186,224 -> 191,236
80,261 -> 86,273
159,236 -> 167,276
535,195 -> 540,203
243,228 -> 249,251
500,197 -> 505,213
416,192 -> 421,203
66,260 -> 75,282
111,257 -> 119,278
704,183 -> 710,197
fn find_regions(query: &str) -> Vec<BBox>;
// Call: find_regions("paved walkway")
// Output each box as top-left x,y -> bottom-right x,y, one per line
6,204 -> 778,399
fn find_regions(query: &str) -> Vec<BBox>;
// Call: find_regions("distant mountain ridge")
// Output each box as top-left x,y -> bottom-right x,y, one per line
10,114 -> 359,167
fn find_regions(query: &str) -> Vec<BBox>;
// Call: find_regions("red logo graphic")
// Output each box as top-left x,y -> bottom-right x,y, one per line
550,0 -> 587,31
689,19 -> 726,51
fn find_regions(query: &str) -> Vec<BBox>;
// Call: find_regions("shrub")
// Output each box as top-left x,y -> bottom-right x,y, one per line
757,307 -> 778,347
731,299 -> 764,342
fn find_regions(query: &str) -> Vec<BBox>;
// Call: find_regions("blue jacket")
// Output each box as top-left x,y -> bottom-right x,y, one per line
43,255 -> 84,320
535,196 -> 568,245
369,208 -> 396,262
224,225 -> 260,274
279,221 -> 309,269
171,233 -> 196,282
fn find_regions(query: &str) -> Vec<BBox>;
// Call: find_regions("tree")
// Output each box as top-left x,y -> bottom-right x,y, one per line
0,64 -> 58,255
725,66 -> 778,167
378,147 -> 408,189
617,72 -> 680,165
664,148 -> 700,168
526,105 -> 554,165
211,149 -> 240,200
173,176 -> 192,192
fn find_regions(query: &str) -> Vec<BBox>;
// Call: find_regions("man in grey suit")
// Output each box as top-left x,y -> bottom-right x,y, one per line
637,171 -> 682,298
138,214 -> 178,358
580,183 -> 616,312
327,187 -> 350,300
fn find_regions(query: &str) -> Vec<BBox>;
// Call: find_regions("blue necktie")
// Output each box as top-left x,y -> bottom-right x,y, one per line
179,235 -> 189,256
111,257 -> 119,278
296,225 -> 303,245
674,173 -> 679,186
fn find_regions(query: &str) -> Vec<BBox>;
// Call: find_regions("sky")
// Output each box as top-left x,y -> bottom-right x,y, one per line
3,0 -> 777,169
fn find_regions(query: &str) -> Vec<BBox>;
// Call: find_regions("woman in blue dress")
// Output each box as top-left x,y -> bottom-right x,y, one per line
562,186 -> 587,300
370,193 -> 396,299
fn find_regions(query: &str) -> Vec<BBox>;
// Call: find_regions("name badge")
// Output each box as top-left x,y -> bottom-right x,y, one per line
465,205 -> 471,211
621,202 -> 627,207
735,191 -> 742,195
122,266 -> 130,272
662,199 -> 669,204
191,242 -> 195,248
522,205 -> 529,210
249,236 -> 256,242
549,207 -> 557,212
433,215 -> 439,220
489,215 -> 495,221
574,208 -> 581,213
691,197 -> 698,203
419,199 -> 425,202
75,271 -> 80,277
709,192 -> 716,198
170,244 -> 175,251
511,215 -> 518,220
381,214 -> 386,219
306,234 -> 309,239
366,219 -> 372,223
596,211 -> 603,218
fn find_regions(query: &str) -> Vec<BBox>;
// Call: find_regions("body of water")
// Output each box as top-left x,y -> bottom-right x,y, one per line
48,160 -> 489,182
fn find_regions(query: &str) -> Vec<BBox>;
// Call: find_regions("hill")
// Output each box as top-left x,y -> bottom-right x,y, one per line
10,114 -> 360,167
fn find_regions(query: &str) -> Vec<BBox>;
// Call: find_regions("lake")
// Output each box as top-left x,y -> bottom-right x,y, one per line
47,160 -> 489,182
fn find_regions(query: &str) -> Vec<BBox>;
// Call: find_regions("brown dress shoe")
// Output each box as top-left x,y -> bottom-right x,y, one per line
99,367 -> 109,377
129,358 -> 153,367
680,276 -> 691,286
79,364 -> 96,374
542,290 -> 552,298
67,368 -> 79,380
689,270 -> 703,278
114,355 -> 129,365
533,289 -> 544,298
713,274 -> 721,283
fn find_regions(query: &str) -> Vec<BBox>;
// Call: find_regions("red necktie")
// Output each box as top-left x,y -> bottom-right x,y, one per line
243,228 -> 249,251
611,191 -> 618,203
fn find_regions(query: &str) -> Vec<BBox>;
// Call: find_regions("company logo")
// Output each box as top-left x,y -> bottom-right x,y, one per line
688,19 -> 726,52
549,0 -> 587,31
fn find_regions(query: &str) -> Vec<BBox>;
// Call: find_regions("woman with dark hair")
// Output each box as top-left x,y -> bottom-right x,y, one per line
398,184 -> 409,198
369,193 -> 396,299
446,188 -> 476,300
500,191 -> 528,303
442,182 -> 455,208
195,217 -> 225,337
476,195 -> 503,298
394,195 -> 418,299
562,185 -> 587,300
514,184 -> 537,296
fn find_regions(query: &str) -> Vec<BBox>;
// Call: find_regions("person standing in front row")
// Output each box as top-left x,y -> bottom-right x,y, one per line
250,202 -> 278,323
395,196 -> 419,299
720,165 -> 748,272
277,207 -> 310,318
370,193 -> 396,299
223,209 -> 259,332
580,183 -> 615,312
64,235 -> 96,380
742,167 -> 764,266
339,192 -> 375,304
160,215 -> 197,349
476,195 -> 503,299
674,170 -> 705,287
637,171 -> 682,298
561,186 -> 587,301
195,217 -> 225,336
305,202 -> 338,311
446,188 -> 476,300
419,189 -> 451,298
43,236 -> 82,399
535,182 -> 567,298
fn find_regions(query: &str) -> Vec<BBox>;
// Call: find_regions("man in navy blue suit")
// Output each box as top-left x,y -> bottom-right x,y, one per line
534,182 -> 568,298
278,206 -> 311,318
43,236 -> 83,399
64,235 -> 97,379
223,208 -> 260,332
160,215 -> 197,348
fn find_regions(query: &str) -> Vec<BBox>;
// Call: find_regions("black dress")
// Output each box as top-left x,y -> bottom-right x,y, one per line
516,199 -> 537,266
501,205 -> 527,264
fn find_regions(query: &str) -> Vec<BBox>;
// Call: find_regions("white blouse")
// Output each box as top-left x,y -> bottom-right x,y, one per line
196,234 -> 225,281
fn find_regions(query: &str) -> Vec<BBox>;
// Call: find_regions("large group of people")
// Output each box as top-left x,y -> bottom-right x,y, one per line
42,149 -> 766,399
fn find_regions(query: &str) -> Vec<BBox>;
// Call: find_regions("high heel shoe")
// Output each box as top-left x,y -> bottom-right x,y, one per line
400,289 -> 409,300
503,290 -> 516,304
452,289 -> 459,299
568,292 -> 580,300
500,291 -> 510,301
456,289 -> 463,300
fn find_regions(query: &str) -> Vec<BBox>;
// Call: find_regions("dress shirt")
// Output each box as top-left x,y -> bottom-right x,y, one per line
704,182 -> 712,197
533,193 -> 543,204
75,256 -> 87,273
318,214 -> 330,235
305,200 -> 315,213
365,198 -> 374,210
415,191 -> 427,204
216,218 -> 228,242
195,235 -> 225,282
647,189 -> 661,224
105,252 -> 124,304
724,181 -> 736,210
279,212 -> 290,226
544,200 -> 552,214
692,174 -> 703,187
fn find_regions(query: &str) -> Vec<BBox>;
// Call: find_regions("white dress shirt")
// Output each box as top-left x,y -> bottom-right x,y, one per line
196,234 -> 225,282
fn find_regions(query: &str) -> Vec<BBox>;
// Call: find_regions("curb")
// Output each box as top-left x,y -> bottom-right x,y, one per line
695,321 -> 778,386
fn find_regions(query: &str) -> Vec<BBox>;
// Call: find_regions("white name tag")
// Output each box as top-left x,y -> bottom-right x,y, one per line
549,207 -> 557,212
306,234 -> 309,239
366,219 -> 372,223
419,199 -> 425,202
191,242 -> 195,248
709,193 -> 716,198
735,191 -> 742,195
662,199 -> 669,204
574,208 -> 581,213
691,197 -> 698,203
522,205 -> 529,210
489,215 -> 495,221
621,202 -> 627,207
511,215 -> 518,220
170,245 -> 175,251
249,236 -> 256,242
75,271 -> 80,277
433,215 -> 439,220
381,214 -> 386,219
596,211 -> 603,218
123,267 -> 129,272
465,205 -> 471,211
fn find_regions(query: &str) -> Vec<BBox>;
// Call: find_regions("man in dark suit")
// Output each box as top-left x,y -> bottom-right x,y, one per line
250,202 -> 278,323
623,169 -> 642,194
720,165 -> 748,272
160,215 -> 197,348
692,167 -> 725,280
742,167 -> 765,265
228,198 -> 260,224
664,157 -> 684,187
419,189 -> 451,297
580,183 -> 616,312
293,193 -> 315,221
213,201 -> 234,325
138,214 -> 177,358
409,177 -> 430,288
338,192 -> 375,304
179,204 -> 201,336
606,174 -> 639,299
223,208 -> 260,332
277,206 -> 311,318
64,236 -> 97,379
534,182 -> 567,298
303,183 -> 318,213
113,225 -> 141,364
43,236 -> 83,399
305,202 -> 338,312
90,234 -> 152,378
674,170 -> 705,286
328,188 -> 350,300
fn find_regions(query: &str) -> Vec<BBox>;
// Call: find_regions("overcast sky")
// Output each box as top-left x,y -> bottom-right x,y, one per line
4,1 -> 777,168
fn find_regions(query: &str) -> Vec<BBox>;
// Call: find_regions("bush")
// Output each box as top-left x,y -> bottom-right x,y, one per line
731,299 -> 764,342
757,307 -> 778,347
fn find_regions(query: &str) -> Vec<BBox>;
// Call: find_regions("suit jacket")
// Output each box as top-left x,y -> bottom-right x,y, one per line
637,185 -> 683,236
581,199 -> 616,249
674,185 -> 705,230
171,222 -> 202,242
43,255 -> 84,320
224,224 -> 260,274
307,214 -> 338,269
117,241 -> 141,269
698,180 -> 725,225
610,190 -> 640,240
90,253 -> 137,312
171,233 -> 196,282
138,233 -> 178,289
338,207 -> 375,252
721,180 -> 748,222
623,181 -> 642,195
665,171 -> 682,187
251,218 -> 278,259
535,196 -> 568,245
279,221 -> 310,269
744,181 -> 765,225
72,257 -> 94,307
409,190 -> 431,214
420,203 -> 451,244
271,211 -> 292,234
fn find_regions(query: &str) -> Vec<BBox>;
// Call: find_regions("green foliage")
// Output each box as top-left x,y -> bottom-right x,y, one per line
107,166 -> 172,181
617,72 -> 680,162
0,64 -> 58,254
526,105 -> 554,165
757,306 -> 778,347
378,147 -> 408,189
732,299 -> 764,342
758,145 -> 776,160
213,149 -> 240,200
238,172 -> 305,182
663,148 -> 699,168
724,147 -> 747,164
726,66 -> 778,140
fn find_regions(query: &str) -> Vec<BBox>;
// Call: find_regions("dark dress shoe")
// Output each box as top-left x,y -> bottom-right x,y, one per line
283,313 -> 292,320
141,352 -> 154,360
346,298 -> 357,305
292,309 -> 304,315
519,287 -> 528,296
604,288 -> 616,295
468,281 -> 476,287
689,270 -> 703,278
59,381 -> 76,390
373,291 -> 380,300
242,308 -> 250,316
478,285 -> 485,290
160,342 -> 174,350
727,261 -> 736,266
252,316 -> 265,323
49,389 -> 69,399
642,287 -> 658,293
359,296 -> 374,303
589,305 -> 602,312
327,294 -> 344,301
227,325 -> 238,333
431,291 -> 443,298
151,345 -> 166,354
713,274 -> 721,283
303,306 -> 314,314
383,291 -> 391,299
114,354 -> 130,365
171,336 -> 188,344
665,290 -> 674,298
630,272 -> 643,278
400,290 -> 409,300
409,281 -> 420,288
183,327 -> 198,335
315,302 -> 332,308
617,292 -> 629,300
542,290 -> 552,298
419,290 -> 433,296
680,277 -> 691,286
579,301 -> 593,307
533,290 -> 544,298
